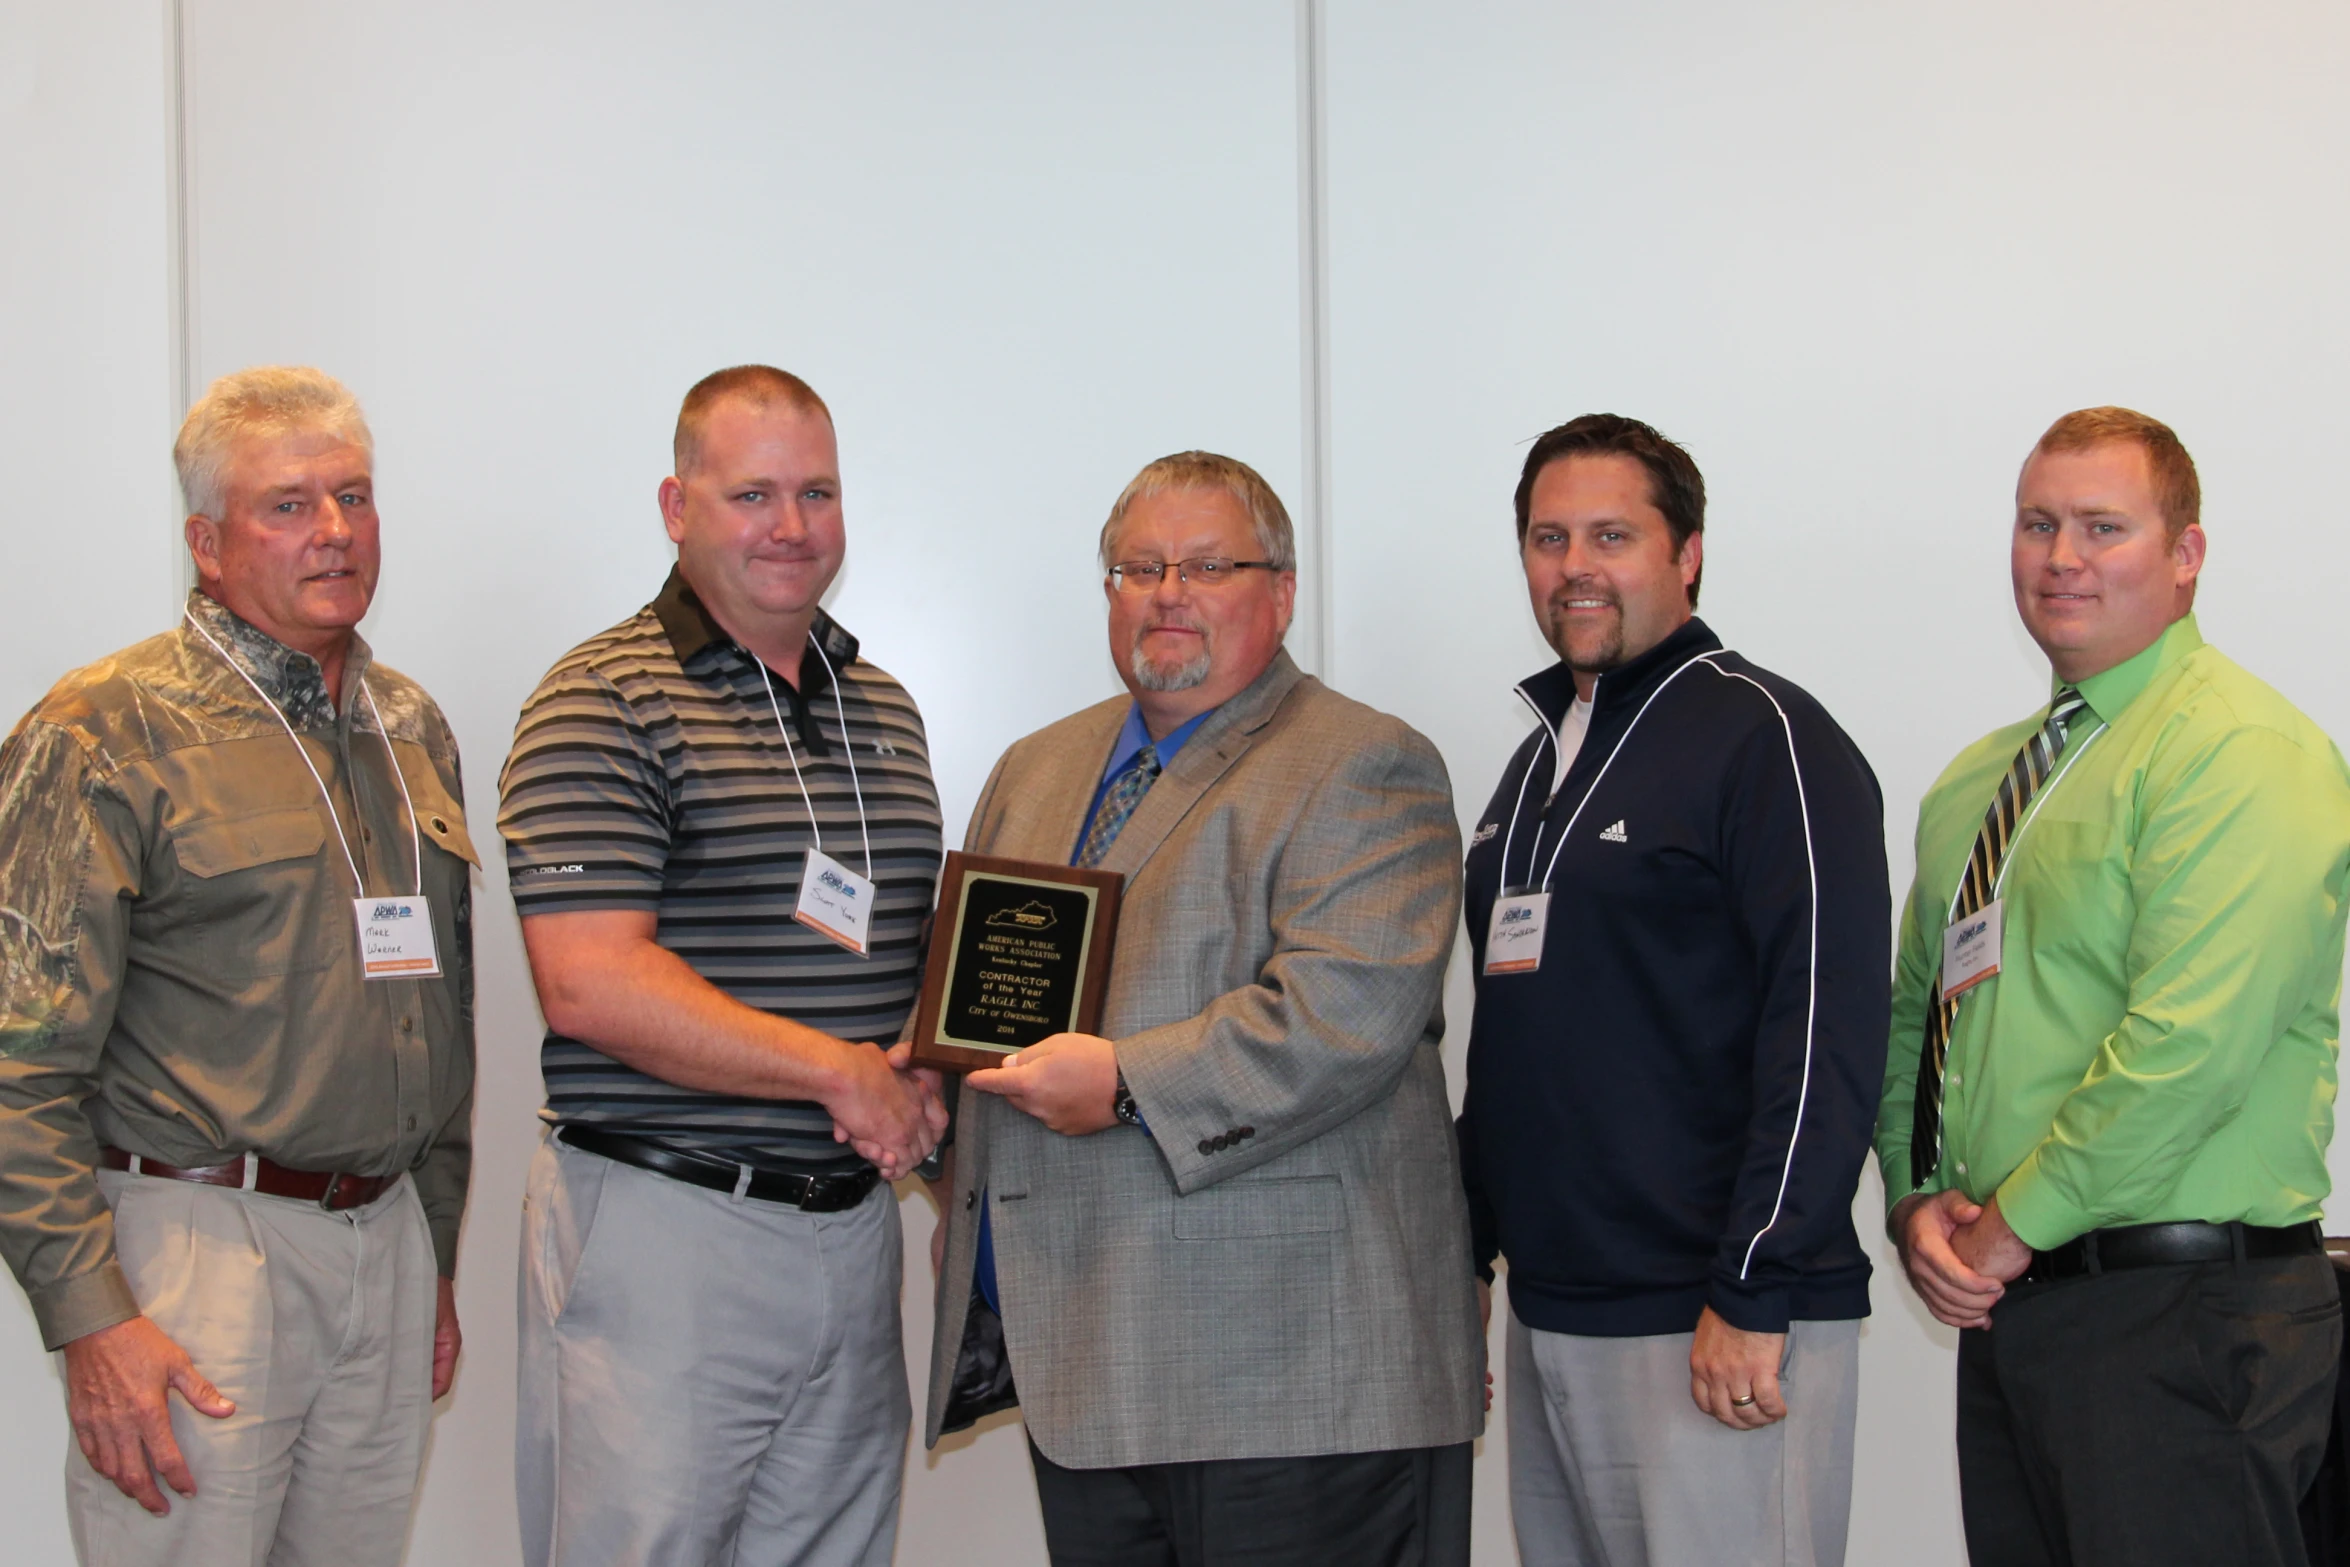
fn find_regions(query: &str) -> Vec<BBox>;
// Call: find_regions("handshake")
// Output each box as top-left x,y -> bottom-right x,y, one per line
828,1041 -> 949,1180
828,1030 -> 1128,1179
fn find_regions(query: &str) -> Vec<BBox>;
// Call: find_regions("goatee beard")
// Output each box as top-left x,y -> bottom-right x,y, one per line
1130,641 -> 1213,692
1545,608 -> 1623,676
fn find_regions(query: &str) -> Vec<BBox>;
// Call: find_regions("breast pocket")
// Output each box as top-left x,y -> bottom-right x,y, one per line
2008,817 -> 2130,975
2011,814 -> 2123,890
173,807 -> 338,979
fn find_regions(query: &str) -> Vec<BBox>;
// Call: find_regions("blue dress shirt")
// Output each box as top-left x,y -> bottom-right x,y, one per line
974,703 -> 1216,1315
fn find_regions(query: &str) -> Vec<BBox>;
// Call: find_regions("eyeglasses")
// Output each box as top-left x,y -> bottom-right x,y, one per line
1107,557 -> 1279,593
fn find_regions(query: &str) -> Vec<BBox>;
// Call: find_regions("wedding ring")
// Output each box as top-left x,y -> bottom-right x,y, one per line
1730,1393 -> 1757,1408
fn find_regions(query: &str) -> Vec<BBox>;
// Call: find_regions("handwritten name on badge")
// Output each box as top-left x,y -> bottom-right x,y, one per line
794,847 -> 876,957
1484,891 -> 1551,976
1941,898 -> 2003,999
355,896 -> 441,980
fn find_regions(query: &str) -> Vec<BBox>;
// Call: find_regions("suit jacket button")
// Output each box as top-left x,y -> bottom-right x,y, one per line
964,1190 -> 976,1210
1239,1126 -> 1254,1139
1198,1138 -> 1216,1155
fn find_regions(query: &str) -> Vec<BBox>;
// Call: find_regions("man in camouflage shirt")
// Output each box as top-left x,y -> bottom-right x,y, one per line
0,367 -> 476,1567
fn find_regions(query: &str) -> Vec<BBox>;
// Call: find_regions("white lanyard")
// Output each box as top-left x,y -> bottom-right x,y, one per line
1934,715 -> 2108,1009
1941,718 -> 2111,923
183,611 -> 421,897
753,635 -> 873,877
1491,720 -> 1554,894
1497,656 -> 1709,894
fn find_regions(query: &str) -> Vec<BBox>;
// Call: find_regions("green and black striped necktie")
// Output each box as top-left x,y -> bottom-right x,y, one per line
1910,688 -> 2087,1189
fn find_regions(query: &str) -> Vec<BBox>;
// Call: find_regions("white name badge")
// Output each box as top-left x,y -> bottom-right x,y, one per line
794,848 -> 875,957
1941,898 -> 2003,1000
355,896 -> 441,980
1484,892 -> 1551,976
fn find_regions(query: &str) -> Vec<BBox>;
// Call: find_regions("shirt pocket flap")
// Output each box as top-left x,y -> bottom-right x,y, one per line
1172,1174 -> 1345,1240
176,807 -> 327,878
418,806 -> 480,868
408,776 -> 480,868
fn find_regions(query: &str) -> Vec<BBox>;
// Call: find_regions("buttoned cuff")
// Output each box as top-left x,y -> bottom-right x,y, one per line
1706,1277 -> 1792,1336
30,1260 -> 140,1352
1113,1027 -> 1204,1188
1880,1164 -> 1929,1228
1993,1150 -> 2093,1252
426,1214 -> 461,1279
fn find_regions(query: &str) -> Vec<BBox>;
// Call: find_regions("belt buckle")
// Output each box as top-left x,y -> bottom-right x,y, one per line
317,1172 -> 345,1211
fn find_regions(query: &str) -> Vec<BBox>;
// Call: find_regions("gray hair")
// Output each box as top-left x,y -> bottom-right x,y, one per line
1098,451 -> 1297,573
174,366 -> 373,518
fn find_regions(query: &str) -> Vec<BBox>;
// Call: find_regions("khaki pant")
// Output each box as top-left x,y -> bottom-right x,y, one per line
65,1168 -> 437,1567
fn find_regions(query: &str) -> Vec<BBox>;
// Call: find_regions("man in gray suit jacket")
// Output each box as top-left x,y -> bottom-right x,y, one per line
925,450 -> 1484,1566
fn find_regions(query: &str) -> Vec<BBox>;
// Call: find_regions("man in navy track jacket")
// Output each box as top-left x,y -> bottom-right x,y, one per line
1457,414 -> 1890,1567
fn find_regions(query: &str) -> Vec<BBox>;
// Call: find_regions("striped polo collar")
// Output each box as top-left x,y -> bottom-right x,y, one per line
651,565 -> 861,700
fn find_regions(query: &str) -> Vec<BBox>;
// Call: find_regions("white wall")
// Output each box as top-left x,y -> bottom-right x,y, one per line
1323,4 -> 2350,1563
0,0 -> 181,720
0,5 -> 181,1563
8,3 -> 2350,1563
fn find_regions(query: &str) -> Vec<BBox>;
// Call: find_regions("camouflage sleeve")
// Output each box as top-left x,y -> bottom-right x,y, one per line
0,719 -> 142,1348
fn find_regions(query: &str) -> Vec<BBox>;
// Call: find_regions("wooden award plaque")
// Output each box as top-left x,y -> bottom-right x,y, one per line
909,852 -> 1124,1072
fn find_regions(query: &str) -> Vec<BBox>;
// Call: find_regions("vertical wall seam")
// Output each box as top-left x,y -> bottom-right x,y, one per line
1295,0 -> 1333,683
165,0 -> 195,597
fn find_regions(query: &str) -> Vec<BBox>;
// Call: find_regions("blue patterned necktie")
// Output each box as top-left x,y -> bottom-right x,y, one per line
1910,687 -> 2088,1188
1076,744 -> 1161,868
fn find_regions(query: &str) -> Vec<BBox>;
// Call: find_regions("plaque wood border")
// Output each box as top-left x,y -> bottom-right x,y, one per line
910,851 -> 1124,1072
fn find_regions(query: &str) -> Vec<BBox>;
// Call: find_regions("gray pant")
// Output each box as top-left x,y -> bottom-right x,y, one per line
66,1168 -> 437,1567
1506,1305 -> 1859,1567
516,1130 -> 909,1567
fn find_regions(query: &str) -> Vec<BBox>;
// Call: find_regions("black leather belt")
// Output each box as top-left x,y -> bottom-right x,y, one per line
2021,1219 -> 2322,1285
556,1125 -> 880,1212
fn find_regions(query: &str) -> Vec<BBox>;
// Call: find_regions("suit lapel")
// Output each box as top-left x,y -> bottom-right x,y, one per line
1008,699 -> 1126,865
1095,651 -> 1308,881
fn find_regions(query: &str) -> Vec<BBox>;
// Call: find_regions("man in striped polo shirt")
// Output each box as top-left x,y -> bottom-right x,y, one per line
499,366 -> 945,1567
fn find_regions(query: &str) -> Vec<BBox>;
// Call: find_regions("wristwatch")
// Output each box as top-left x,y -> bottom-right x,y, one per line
1112,1068 -> 1144,1128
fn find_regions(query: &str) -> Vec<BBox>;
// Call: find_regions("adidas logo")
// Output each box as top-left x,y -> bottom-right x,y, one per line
1598,819 -> 1629,843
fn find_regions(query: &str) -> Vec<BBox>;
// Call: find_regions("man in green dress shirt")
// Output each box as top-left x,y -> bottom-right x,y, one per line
1876,406 -> 2350,1567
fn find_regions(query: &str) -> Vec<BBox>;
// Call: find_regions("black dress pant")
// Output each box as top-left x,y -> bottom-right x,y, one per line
1958,1251 -> 2340,1567
1028,1437 -> 1472,1567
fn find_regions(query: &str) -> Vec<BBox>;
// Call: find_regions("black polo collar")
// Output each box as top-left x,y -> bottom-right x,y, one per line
650,565 -> 861,701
